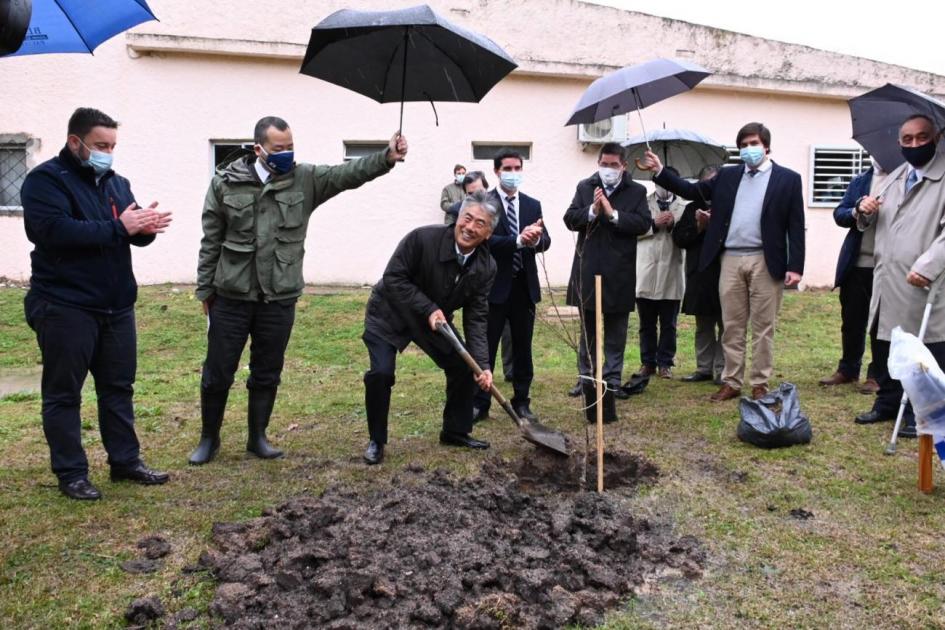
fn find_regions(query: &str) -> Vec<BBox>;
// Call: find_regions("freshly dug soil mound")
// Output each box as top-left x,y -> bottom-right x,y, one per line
196,451 -> 701,629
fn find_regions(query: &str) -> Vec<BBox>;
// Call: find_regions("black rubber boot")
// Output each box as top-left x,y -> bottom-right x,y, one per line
246,388 -> 284,459
188,390 -> 228,465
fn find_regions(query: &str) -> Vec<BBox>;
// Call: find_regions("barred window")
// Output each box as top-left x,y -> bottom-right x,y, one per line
472,142 -> 531,161
343,141 -> 389,161
809,146 -> 870,206
0,142 -> 28,209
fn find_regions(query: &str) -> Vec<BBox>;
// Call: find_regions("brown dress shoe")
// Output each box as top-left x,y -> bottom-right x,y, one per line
637,365 -> 656,377
819,371 -> 856,386
751,385 -> 769,400
858,378 -> 880,394
658,367 -> 673,379
710,384 -> 741,401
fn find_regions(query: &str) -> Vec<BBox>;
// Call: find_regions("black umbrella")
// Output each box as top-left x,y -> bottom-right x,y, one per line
848,83 -> 945,173
300,4 -> 517,132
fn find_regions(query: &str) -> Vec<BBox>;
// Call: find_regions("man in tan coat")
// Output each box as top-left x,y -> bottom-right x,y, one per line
635,167 -> 686,379
854,114 -> 945,437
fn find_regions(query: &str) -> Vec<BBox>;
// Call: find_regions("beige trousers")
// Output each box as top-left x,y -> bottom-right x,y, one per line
719,253 -> 784,389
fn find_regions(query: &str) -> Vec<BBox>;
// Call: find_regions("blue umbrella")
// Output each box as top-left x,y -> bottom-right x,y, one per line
622,128 -> 728,179
848,83 -> 945,173
2,0 -> 157,57
565,58 -> 711,148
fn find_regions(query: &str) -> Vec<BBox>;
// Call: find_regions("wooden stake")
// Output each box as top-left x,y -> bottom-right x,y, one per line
595,275 -> 604,493
919,434 -> 934,494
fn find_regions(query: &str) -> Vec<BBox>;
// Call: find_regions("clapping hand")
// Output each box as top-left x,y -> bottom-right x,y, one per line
593,187 -> 614,219
521,218 -> 544,247
695,208 -> 711,231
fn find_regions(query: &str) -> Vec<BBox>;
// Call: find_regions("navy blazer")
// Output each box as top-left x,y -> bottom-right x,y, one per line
654,162 -> 805,281
486,188 -> 550,304
832,168 -> 873,288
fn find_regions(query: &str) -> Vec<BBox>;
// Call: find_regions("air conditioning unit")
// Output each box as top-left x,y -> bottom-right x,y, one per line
578,115 -> 629,144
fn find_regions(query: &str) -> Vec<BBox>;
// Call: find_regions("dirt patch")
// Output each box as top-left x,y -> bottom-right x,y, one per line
510,449 -> 658,493
185,451 -> 701,628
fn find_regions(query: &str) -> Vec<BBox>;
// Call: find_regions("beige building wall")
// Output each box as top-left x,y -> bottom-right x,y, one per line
2,0 -> 943,289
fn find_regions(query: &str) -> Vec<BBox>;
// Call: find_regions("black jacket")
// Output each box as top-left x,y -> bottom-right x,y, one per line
654,162 -> 805,280
21,146 -> 154,312
672,199 -> 722,317
563,171 -> 651,313
486,189 -> 550,304
364,225 -> 496,368
832,168 -> 873,288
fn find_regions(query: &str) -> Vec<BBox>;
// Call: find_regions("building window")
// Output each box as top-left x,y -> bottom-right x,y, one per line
0,141 -> 28,211
472,143 -> 531,162
343,141 -> 389,161
810,146 -> 869,207
724,146 -> 742,165
210,141 -> 252,175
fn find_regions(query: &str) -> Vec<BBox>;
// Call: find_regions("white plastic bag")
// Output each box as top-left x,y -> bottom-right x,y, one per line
888,326 -> 945,436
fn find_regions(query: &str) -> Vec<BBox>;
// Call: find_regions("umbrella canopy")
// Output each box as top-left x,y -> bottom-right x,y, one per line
300,4 -> 516,130
622,128 -> 728,180
2,0 -> 156,57
566,58 -> 710,126
848,83 -> 945,172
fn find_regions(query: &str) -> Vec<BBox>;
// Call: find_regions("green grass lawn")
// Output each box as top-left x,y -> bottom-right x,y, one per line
1,285 -> 943,628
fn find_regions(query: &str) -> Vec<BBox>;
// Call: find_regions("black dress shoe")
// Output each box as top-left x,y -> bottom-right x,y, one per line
439,431 -> 490,449
854,410 -> 893,425
567,380 -> 583,397
513,404 -> 539,422
898,422 -> 918,439
363,440 -> 384,465
681,372 -> 712,383
613,386 -> 630,400
59,478 -> 102,501
472,406 -> 489,423
110,462 -> 170,485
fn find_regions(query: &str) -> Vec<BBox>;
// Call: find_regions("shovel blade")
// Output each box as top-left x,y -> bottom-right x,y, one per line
521,421 -> 570,457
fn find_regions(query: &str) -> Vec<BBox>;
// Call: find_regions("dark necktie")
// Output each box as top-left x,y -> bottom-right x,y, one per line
605,186 -> 615,197
506,195 -> 523,276
456,252 -> 466,267
748,169 -> 759,178
657,199 -> 670,211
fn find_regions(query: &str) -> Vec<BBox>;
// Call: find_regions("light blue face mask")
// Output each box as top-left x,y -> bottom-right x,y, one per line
79,140 -> 113,176
739,145 -> 766,168
499,170 -> 523,190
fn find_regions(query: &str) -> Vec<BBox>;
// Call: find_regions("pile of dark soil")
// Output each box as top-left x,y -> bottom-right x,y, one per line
190,450 -> 702,628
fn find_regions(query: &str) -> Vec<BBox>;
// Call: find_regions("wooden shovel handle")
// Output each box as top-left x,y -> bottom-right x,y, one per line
435,322 -> 513,408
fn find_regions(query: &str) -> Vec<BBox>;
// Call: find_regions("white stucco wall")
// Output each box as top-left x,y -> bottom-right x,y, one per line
1,0 -> 942,289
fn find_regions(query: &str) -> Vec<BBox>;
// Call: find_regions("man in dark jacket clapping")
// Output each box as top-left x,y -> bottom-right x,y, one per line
564,143 -> 651,399
361,191 -> 498,464
21,107 -> 173,500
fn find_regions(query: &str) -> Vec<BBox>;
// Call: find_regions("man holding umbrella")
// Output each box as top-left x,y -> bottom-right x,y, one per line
853,114 -> 945,437
191,117 -> 407,465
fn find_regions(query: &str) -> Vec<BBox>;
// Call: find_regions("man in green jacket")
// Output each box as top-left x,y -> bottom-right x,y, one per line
189,116 -> 408,465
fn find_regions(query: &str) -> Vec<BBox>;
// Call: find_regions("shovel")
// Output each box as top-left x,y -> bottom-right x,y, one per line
436,322 -> 570,456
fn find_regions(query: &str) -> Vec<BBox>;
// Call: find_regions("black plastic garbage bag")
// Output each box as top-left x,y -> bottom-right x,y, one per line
737,382 -> 812,448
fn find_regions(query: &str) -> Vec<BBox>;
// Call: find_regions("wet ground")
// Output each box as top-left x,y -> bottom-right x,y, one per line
174,449 -> 702,629
0,367 -> 41,398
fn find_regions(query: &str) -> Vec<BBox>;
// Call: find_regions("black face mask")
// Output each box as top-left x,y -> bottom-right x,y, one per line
901,141 -> 937,168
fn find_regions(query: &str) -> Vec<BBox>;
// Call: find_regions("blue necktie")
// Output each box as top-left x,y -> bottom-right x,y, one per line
506,195 -> 523,276
906,169 -> 919,194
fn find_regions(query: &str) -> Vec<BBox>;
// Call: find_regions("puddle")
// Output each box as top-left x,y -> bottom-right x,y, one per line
0,367 -> 42,398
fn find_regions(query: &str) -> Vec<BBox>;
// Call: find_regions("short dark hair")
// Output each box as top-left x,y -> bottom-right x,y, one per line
67,108 -> 118,138
902,114 -> 937,133
254,116 -> 290,145
697,164 -> 721,180
736,122 -> 771,149
493,148 -> 524,170
462,171 -> 489,192
453,163 -> 466,174
598,142 -> 626,163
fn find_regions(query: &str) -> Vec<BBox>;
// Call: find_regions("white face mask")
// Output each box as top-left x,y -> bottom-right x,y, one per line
598,167 -> 621,187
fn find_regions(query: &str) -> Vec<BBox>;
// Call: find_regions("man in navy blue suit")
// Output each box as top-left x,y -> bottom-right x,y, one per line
473,149 -> 550,422
637,122 -> 805,402
819,160 -> 886,394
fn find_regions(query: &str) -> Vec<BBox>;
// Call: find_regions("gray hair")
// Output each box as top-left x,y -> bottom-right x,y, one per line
458,190 -> 499,229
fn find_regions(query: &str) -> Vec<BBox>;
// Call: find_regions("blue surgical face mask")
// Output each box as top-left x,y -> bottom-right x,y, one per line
261,147 -> 295,175
455,173 -> 466,184
499,170 -> 523,190
79,140 -> 113,176
739,145 -> 766,168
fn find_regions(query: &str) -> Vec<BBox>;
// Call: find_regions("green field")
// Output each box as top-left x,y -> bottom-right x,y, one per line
0,285 -> 942,628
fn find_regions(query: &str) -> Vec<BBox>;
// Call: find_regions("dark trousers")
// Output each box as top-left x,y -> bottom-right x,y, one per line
577,310 -> 630,387
24,293 -> 141,483
871,333 -> 945,424
637,298 -> 680,368
475,276 -> 536,410
201,296 -> 296,395
838,267 -> 877,380
500,323 -> 514,380
362,330 -> 475,444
